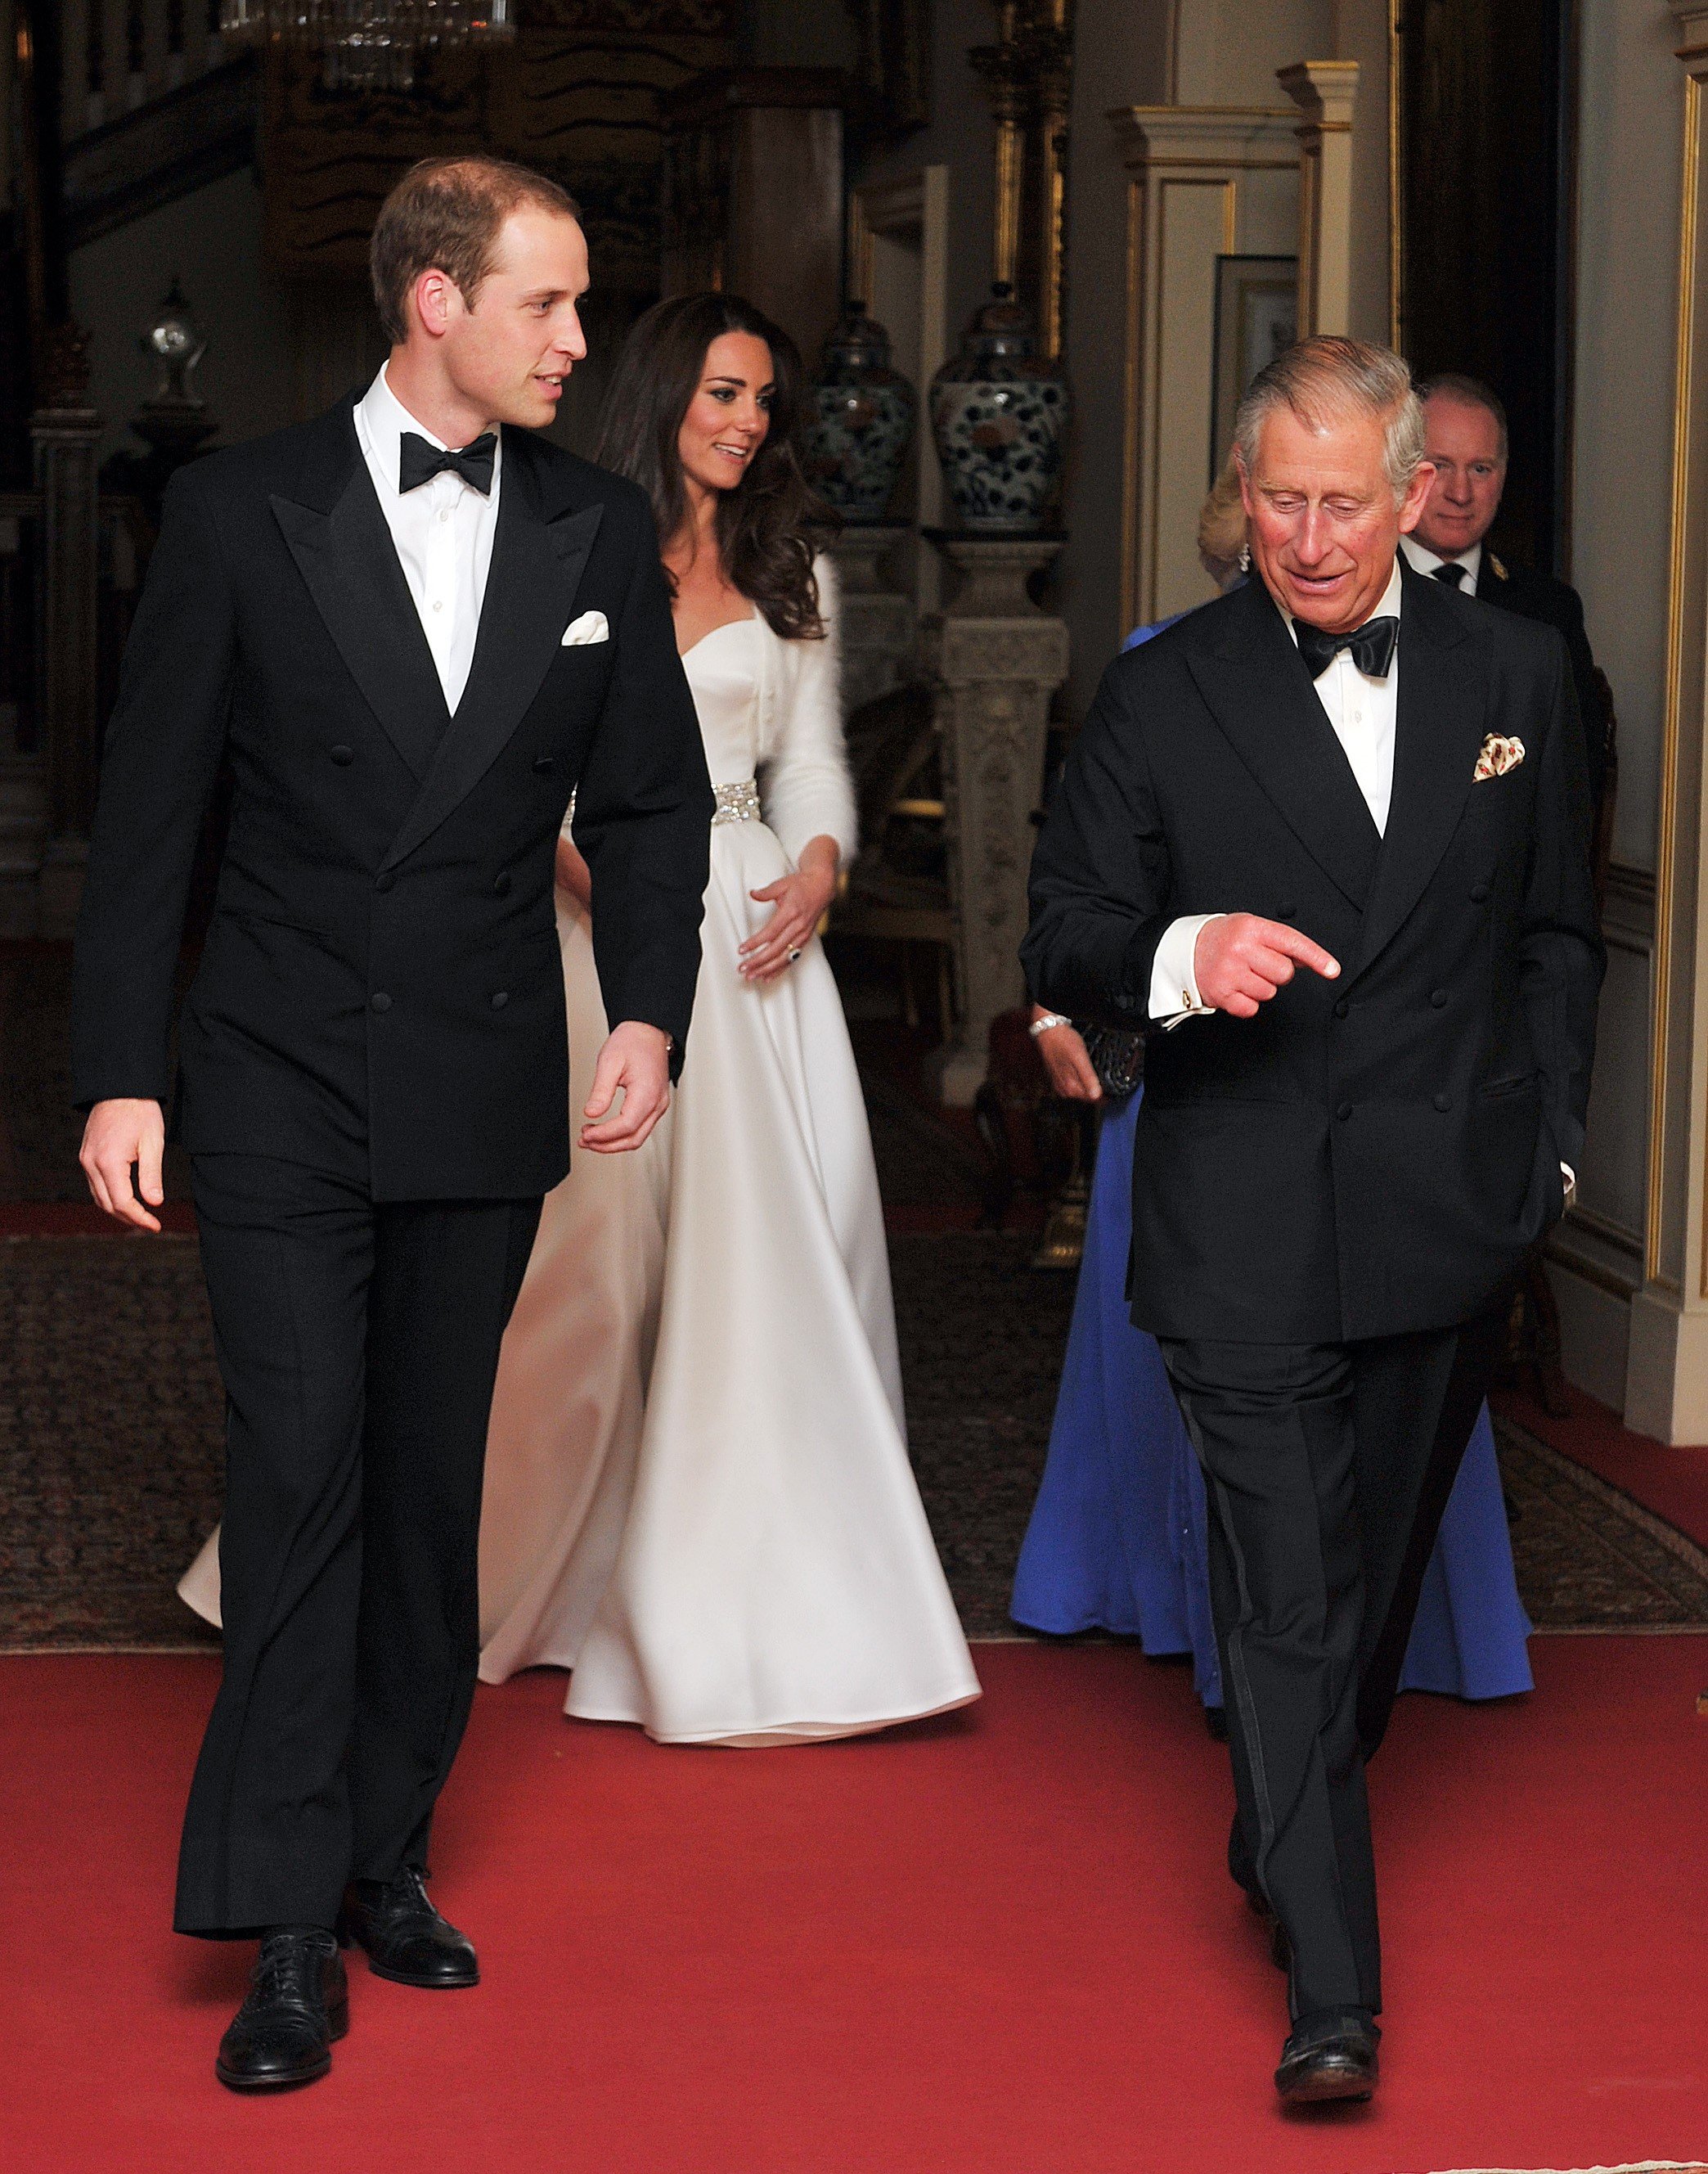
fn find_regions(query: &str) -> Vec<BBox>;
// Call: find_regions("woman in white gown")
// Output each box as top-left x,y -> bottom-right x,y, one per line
182,298 -> 979,1745
459,295 -> 978,1745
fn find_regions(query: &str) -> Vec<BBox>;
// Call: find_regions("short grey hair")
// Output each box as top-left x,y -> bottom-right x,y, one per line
1234,335 -> 1426,502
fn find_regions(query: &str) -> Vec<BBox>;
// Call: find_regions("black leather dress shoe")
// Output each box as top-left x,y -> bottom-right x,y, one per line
342,1866 -> 479,1988
215,1929 -> 348,2092
1275,2013 -> 1381,2104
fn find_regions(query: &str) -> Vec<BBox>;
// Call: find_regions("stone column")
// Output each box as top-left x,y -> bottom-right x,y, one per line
1278,61 -> 1360,340
1625,6 -> 1708,1441
921,532 -> 1068,1105
824,524 -> 915,713
32,322 -> 101,940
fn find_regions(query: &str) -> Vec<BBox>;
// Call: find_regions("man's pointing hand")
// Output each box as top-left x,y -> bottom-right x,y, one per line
1194,915 -> 1342,1019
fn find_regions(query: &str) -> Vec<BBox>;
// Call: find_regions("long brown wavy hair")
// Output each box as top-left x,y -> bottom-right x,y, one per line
594,292 -> 838,640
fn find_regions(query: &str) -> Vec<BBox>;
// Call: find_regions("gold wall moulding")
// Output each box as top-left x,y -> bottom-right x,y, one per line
221,0 -> 516,93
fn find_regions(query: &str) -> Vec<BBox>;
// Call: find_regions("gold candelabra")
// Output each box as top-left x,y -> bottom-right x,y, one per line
969,0 -> 1076,361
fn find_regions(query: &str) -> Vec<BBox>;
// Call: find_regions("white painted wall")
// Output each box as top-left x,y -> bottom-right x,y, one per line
1573,0 -> 1683,879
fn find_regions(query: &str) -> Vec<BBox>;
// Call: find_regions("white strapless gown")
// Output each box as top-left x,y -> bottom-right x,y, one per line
178,618 -> 980,1744
474,618 -> 979,1743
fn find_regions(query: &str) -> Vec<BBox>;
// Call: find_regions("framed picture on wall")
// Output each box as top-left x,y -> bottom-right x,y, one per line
1210,255 -> 1298,482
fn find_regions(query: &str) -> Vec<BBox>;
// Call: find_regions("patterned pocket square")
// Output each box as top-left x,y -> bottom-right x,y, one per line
561,609 -> 609,646
1472,733 -> 1525,781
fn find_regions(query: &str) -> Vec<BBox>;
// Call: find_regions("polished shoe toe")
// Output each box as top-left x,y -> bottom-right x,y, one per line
215,1929 -> 348,2093
1275,2015 -> 1380,2105
342,1866 -> 479,1989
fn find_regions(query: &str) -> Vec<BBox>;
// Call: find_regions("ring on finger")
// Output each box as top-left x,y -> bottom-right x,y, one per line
787,946 -> 802,963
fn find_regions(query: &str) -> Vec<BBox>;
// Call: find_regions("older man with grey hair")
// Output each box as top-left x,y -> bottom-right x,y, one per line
1023,335 -> 1601,2104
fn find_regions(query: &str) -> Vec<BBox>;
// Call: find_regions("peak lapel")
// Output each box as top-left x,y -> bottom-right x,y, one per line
271,425 -> 449,781
1348,562 -> 1487,979
1184,580 -> 1381,911
381,438 -> 604,874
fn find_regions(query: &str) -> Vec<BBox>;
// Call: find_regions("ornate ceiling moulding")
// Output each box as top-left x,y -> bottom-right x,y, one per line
254,3 -> 737,289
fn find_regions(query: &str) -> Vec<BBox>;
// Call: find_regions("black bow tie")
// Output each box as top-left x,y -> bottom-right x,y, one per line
1430,560 -> 1468,589
1295,614 -> 1400,682
398,430 -> 497,496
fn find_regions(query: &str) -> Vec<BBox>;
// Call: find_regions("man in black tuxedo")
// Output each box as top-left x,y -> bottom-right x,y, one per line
1402,372 -> 1609,817
71,157 -> 713,2090
1022,337 -> 1601,2104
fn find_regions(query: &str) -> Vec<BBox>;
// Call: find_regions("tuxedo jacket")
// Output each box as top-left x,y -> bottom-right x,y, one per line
1021,562 -> 1604,1344
71,397 -> 715,1201
1477,552 -> 1607,813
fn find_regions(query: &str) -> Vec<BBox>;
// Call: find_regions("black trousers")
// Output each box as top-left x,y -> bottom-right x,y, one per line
1158,1310 -> 1501,2023
175,1155 -> 542,1938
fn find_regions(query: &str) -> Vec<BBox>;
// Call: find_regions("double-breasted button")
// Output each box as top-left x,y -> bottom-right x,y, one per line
1336,1101 -> 1353,1121
330,745 -> 354,767
1470,881 -> 1491,902
533,755 -> 556,776
493,871 -> 512,898
491,990 -> 509,1010
370,992 -> 392,1014
375,871 -> 395,894
1430,988 -> 1448,1009
1433,1092 -> 1452,1112
1277,901 -> 1298,921
1333,997 -> 1349,1020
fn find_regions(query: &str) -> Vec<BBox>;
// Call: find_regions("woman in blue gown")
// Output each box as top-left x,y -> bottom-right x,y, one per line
1011,485 -> 1532,1710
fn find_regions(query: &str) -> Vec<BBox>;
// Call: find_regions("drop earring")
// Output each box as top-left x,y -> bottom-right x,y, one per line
1238,543 -> 1251,574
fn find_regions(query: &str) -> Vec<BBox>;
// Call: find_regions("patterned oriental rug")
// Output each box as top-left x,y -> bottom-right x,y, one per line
2,1232 -> 1706,1652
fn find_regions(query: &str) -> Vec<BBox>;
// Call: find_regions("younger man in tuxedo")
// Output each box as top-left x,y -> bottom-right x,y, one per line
73,159 -> 712,2089
1023,337 -> 1601,2104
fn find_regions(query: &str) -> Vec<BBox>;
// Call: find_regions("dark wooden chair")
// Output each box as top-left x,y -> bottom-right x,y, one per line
831,682 -> 958,1033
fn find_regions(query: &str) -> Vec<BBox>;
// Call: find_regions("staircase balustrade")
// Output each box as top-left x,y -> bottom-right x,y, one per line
61,0 -> 228,139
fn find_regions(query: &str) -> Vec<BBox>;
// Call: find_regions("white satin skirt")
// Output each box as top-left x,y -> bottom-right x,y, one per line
476,817 -> 980,1744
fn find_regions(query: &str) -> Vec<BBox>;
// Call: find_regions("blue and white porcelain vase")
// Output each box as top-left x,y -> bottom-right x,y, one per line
928,283 -> 1068,532
802,302 -> 917,524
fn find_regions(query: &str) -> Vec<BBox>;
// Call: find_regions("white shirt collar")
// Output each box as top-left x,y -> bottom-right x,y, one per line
354,362 -> 502,497
1276,555 -> 1405,650
1400,533 -> 1481,591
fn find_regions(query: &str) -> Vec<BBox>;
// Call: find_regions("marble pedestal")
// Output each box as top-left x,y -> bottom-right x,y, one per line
825,524 -> 915,713
921,532 -> 1068,1105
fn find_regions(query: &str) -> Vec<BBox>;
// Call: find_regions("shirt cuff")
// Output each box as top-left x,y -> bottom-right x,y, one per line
1148,913 -> 1225,1028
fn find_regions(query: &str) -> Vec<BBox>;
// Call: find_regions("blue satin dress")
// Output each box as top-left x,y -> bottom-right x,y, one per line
1012,608 -> 1532,1706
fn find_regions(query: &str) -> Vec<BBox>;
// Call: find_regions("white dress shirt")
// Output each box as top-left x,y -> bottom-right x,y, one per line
1400,533 -> 1481,592
1149,558 -> 1404,1022
353,363 -> 501,714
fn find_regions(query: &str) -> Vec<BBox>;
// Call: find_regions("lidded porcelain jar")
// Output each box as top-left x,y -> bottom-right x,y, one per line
802,301 -> 918,524
928,283 -> 1068,532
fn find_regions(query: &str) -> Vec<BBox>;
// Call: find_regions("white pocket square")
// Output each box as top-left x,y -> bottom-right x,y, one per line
1472,732 -> 1525,781
561,610 -> 609,647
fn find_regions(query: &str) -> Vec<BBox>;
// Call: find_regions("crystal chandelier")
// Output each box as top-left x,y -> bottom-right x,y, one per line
220,2 -> 515,94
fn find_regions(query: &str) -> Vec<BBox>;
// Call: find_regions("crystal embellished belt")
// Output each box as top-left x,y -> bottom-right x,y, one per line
712,779 -> 762,826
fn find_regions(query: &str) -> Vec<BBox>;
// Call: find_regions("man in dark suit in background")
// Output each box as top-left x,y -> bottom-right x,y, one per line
72,157 -> 713,2091
1402,371 -> 1610,817
1023,337 -> 1601,2106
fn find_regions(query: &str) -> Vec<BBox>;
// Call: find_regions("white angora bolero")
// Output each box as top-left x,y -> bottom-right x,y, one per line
751,555 -> 858,868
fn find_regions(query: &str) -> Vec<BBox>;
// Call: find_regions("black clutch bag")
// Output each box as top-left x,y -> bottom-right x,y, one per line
1079,1024 -> 1144,1099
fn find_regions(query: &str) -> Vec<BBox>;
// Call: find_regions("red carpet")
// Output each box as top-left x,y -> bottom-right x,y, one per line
2,1642 -> 1703,2174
